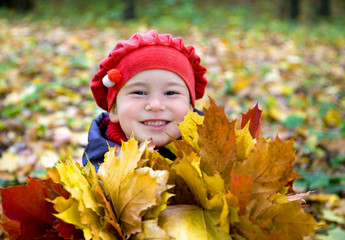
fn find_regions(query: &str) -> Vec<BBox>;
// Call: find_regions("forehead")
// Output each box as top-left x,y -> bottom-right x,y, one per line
123,69 -> 187,88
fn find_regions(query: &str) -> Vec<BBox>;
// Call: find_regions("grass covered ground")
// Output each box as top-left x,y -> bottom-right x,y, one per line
0,1 -> 344,238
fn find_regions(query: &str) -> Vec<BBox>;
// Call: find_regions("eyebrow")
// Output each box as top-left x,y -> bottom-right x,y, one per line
166,81 -> 186,88
122,81 -> 147,89
123,80 -> 186,88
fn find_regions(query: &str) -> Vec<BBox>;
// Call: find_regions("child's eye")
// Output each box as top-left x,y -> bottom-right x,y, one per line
132,91 -> 146,95
165,91 -> 178,96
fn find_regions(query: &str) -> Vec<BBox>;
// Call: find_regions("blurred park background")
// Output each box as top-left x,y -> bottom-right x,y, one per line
0,0 -> 344,238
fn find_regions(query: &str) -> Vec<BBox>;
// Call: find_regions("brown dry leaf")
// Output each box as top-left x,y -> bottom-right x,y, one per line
233,136 -> 302,218
256,201 -> 317,239
198,98 -> 237,185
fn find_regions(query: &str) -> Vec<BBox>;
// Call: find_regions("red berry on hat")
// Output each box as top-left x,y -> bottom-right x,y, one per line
108,69 -> 122,83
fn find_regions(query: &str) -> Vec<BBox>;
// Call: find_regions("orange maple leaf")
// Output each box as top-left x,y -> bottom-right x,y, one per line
229,169 -> 253,215
198,98 -> 237,185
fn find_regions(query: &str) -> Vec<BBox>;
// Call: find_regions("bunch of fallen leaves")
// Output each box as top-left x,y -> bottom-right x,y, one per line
0,101 -> 317,239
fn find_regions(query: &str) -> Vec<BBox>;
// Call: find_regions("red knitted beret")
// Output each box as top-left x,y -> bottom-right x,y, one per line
90,30 -> 208,111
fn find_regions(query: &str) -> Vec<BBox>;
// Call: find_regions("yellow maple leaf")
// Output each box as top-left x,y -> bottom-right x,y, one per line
53,197 -> 85,230
135,219 -> 170,240
235,121 -> 256,161
49,162 -> 98,239
219,195 -> 233,233
179,109 -> 204,151
83,161 -> 123,239
47,160 -> 123,240
172,152 -> 224,211
159,205 -> 232,240
164,141 -> 178,156
98,138 -> 169,236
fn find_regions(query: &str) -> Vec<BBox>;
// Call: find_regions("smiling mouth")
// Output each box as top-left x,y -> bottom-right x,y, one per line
143,121 -> 169,126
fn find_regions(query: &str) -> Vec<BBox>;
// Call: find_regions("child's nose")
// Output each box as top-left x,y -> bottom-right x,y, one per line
145,97 -> 165,112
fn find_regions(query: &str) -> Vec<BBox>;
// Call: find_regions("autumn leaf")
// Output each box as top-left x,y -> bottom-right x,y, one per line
256,201 -> 317,239
134,219 -> 170,240
98,138 -> 169,236
52,197 -> 85,231
171,136 -> 196,159
47,159 -> 122,240
82,161 -> 123,238
142,192 -> 174,227
233,214 -> 270,240
229,169 -> 253,215
0,220 -> 21,240
174,100 -> 316,239
159,205 -> 232,240
198,98 -> 237,185
55,221 -> 85,240
138,140 -> 174,173
179,109 -> 204,152
241,102 -> 262,139
235,121 -> 256,161
172,152 -> 224,211
0,177 -> 82,239
230,135 -> 301,218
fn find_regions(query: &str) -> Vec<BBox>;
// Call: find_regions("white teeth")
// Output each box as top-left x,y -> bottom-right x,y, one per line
144,121 -> 167,126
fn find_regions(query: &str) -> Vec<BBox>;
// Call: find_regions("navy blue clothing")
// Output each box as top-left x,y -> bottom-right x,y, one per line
82,109 -> 203,171
82,112 -> 116,171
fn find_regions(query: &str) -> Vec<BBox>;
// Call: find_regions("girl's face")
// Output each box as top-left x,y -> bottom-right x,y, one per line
110,69 -> 193,147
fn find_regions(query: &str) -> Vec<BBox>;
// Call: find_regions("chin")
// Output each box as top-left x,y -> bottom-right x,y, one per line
151,137 -> 172,148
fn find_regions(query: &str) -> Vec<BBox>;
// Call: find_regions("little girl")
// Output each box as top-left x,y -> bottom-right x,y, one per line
83,30 -> 208,170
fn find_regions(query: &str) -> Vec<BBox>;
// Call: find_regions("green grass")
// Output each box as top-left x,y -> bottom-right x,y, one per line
2,0 -> 344,39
